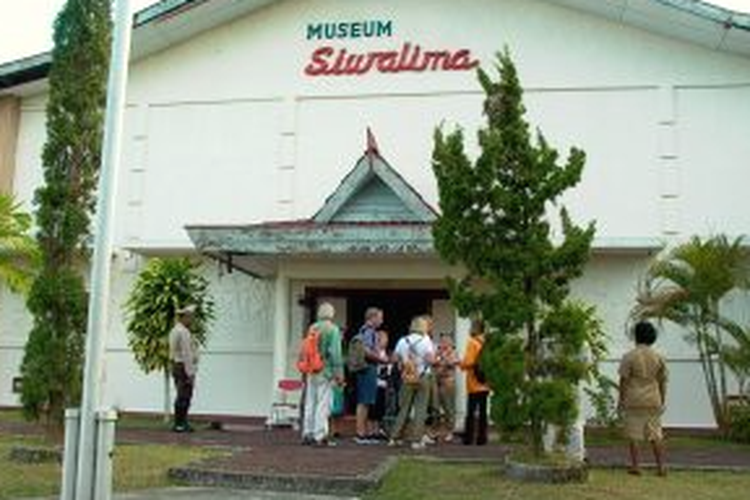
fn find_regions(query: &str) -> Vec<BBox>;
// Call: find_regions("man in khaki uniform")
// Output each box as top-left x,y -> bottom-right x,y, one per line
169,304 -> 199,432
618,321 -> 668,476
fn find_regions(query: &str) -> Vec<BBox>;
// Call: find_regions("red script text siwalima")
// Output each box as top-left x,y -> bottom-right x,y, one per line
304,43 -> 479,77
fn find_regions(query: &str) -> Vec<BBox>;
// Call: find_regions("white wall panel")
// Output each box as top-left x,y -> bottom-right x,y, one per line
527,89 -> 661,239
594,359 -> 715,428
11,105 -> 45,211
0,286 -> 32,407
676,86 -> 750,237
136,100 -> 283,246
102,349 -> 273,416
0,348 -> 23,406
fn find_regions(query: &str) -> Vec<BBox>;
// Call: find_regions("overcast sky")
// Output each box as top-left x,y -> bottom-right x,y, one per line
1,0 -> 749,64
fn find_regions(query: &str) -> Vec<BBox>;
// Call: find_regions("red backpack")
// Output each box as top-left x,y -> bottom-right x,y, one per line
296,325 -> 325,374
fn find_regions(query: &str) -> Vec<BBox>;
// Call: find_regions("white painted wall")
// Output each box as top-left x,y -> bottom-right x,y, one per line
570,253 -> 720,427
676,86 -> 750,237
3,0 -> 749,425
0,285 -> 32,405
11,0 -> 750,245
95,255 -> 276,416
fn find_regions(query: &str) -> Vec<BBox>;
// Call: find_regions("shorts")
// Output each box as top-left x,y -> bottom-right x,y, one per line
623,408 -> 663,442
356,364 -> 378,406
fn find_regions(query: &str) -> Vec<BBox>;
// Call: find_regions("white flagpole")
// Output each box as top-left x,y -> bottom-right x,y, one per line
72,1 -> 133,499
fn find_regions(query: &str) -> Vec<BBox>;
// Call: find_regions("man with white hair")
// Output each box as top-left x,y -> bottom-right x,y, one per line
301,302 -> 344,446
169,304 -> 199,433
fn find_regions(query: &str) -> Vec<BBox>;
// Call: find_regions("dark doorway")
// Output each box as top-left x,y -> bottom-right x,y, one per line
305,287 -> 448,418
305,287 -> 448,347
346,291 -> 431,349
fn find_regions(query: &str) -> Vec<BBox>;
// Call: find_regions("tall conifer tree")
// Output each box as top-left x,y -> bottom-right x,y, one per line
432,50 -> 596,456
21,0 -> 111,423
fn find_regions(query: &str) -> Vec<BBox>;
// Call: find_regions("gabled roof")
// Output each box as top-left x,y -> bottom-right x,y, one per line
185,131 -> 436,278
1,0 -> 749,94
313,130 -> 437,224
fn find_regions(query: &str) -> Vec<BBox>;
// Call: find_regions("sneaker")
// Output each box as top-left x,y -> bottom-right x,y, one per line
387,439 -> 402,447
420,435 -> 436,446
368,431 -> 388,441
314,438 -> 338,447
443,434 -> 454,443
301,435 -> 315,446
354,435 -> 377,445
411,441 -> 427,450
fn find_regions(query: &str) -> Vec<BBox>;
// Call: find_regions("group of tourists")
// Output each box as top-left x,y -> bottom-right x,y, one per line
167,301 -> 669,475
295,302 -> 669,474
297,303 -> 490,449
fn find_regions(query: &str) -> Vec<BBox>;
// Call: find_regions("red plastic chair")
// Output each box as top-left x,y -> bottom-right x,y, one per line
267,378 -> 304,429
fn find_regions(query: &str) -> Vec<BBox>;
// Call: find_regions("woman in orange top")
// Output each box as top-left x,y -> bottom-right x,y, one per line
460,319 -> 490,445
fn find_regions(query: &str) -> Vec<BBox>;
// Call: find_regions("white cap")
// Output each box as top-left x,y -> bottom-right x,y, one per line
176,304 -> 197,315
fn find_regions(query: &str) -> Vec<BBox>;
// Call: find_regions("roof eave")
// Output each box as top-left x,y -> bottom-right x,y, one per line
0,0 -> 279,94
548,0 -> 750,58
3,0 -> 749,94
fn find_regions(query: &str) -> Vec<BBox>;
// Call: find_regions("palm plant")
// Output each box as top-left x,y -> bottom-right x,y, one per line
633,235 -> 749,430
0,194 -> 39,294
719,320 -> 750,401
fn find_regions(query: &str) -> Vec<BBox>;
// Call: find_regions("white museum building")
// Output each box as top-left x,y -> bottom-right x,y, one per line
1,0 -> 749,427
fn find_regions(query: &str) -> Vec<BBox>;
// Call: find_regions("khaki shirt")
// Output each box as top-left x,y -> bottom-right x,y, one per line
169,322 -> 198,377
619,345 -> 668,410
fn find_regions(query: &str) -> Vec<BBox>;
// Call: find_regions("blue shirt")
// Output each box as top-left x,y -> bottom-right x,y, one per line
359,323 -> 378,351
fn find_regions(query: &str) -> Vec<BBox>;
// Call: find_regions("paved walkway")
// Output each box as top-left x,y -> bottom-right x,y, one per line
6,417 -> 750,498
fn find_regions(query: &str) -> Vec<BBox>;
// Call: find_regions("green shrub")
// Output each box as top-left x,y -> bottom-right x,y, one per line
727,404 -> 750,443
584,373 -> 620,430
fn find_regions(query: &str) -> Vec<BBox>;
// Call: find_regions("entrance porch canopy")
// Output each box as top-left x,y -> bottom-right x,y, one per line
186,133 -> 438,279
186,220 -> 436,279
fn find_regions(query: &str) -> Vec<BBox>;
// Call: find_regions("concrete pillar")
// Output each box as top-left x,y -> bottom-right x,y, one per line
453,314 -> 471,430
270,272 -> 290,418
0,96 -> 21,194
93,410 -> 118,500
61,409 -> 81,500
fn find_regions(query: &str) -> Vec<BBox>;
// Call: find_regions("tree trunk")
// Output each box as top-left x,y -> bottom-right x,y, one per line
697,322 -> 725,431
163,368 -> 171,423
527,318 -> 544,457
713,302 -> 729,430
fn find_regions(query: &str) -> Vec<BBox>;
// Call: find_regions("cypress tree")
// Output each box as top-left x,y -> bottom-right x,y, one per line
21,0 -> 111,424
432,50 -> 597,456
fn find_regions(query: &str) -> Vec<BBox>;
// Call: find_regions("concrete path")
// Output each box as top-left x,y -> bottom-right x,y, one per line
37,489 -> 359,500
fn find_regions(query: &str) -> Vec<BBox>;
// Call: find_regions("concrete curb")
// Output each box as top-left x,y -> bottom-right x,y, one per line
588,463 -> 750,474
168,449 -> 750,497
412,454 -> 750,473
168,456 -> 398,497
8,445 -> 62,464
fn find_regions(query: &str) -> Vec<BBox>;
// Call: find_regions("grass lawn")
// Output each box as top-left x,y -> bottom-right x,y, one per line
0,408 -> 171,430
367,459 -> 750,500
0,433 -> 222,500
586,428 -> 750,452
